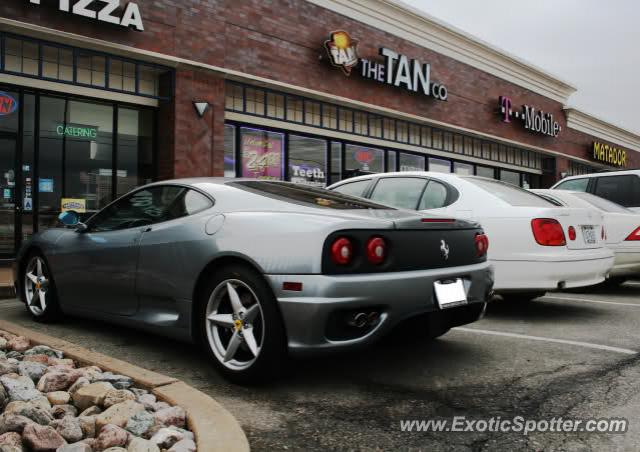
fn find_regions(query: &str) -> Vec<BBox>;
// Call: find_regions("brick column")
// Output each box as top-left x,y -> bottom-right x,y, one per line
168,68 -> 225,179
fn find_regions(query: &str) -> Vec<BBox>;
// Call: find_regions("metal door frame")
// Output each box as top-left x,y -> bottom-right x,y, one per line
0,131 -> 20,260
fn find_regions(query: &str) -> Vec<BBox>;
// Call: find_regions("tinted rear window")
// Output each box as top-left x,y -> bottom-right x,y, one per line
573,192 -> 632,213
229,181 -> 389,210
593,175 -> 640,207
463,177 -> 555,207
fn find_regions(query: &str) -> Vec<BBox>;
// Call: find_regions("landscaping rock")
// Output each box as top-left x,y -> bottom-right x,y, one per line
93,373 -> 133,390
95,400 -> 145,430
128,437 -> 160,452
46,392 -> 70,406
0,432 -> 21,446
78,406 -> 101,417
52,415 -> 83,443
21,423 -> 67,451
0,446 -> 22,452
168,439 -> 197,452
125,410 -> 154,437
6,338 -> 29,354
37,370 -> 81,393
153,406 -> 186,429
46,358 -> 74,368
0,375 -> 41,402
72,382 -> 114,411
0,363 -> 18,378
3,401 -> 53,425
51,405 -> 78,420
103,389 -> 136,409
24,347 -> 62,360
0,339 -> 7,352
149,427 -> 184,449
18,362 -> 47,383
136,394 -> 156,411
56,443 -> 92,452
67,378 -> 89,395
22,355 -> 48,365
0,414 -> 34,434
78,416 -> 96,439
95,424 -> 129,450
150,402 -> 170,413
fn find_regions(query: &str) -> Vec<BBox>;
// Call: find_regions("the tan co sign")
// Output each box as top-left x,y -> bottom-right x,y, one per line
593,142 -> 627,167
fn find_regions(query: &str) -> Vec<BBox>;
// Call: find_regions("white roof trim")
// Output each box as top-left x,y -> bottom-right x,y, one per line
306,0 -> 576,103
564,108 -> 640,152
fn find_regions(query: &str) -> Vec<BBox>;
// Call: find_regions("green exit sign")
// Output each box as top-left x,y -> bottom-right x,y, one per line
56,123 -> 98,139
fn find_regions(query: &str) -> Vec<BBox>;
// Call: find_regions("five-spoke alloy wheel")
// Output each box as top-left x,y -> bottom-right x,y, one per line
200,265 -> 286,383
22,253 -> 61,322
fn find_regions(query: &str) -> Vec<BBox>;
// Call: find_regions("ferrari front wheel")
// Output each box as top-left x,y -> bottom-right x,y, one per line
199,265 -> 287,384
22,253 -> 62,322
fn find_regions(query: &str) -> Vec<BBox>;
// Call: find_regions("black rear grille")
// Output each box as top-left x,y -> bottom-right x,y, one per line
322,228 -> 485,275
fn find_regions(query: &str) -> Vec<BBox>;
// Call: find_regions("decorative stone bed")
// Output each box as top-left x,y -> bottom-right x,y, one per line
0,330 -> 197,452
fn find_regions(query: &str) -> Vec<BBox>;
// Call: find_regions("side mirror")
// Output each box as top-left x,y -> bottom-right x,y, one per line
58,211 -> 88,232
58,210 -> 80,226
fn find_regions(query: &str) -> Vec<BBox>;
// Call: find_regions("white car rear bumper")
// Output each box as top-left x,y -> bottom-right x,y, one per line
492,249 -> 614,292
610,249 -> 640,278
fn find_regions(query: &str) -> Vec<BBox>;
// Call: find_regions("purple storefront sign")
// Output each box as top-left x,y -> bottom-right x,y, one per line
240,129 -> 284,179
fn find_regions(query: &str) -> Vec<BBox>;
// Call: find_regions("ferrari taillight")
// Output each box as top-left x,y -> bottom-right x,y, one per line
475,233 -> 489,257
330,237 -> 353,265
531,218 -> 566,246
625,226 -> 640,241
365,237 -> 386,265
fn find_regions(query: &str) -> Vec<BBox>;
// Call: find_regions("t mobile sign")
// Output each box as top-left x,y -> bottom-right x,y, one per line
499,96 -> 561,137
27,0 -> 144,31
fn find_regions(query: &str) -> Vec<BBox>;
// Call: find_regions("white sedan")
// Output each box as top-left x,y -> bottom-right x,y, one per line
329,172 -> 614,301
533,189 -> 640,285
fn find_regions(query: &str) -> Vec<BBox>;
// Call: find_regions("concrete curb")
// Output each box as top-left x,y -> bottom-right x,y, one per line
0,319 -> 251,452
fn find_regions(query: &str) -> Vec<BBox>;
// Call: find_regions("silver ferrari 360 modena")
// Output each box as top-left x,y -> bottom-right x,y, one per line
16,179 -> 493,382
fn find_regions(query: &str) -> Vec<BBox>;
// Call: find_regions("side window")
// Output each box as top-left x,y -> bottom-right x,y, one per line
594,175 -> 640,207
369,178 -> 427,210
89,186 -> 210,232
554,178 -> 589,192
419,180 -> 449,210
331,180 -> 371,198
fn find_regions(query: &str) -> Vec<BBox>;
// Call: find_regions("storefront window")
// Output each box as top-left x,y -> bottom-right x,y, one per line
322,105 -> 337,129
226,84 -> 244,111
305,101 -> 321,127
42,45 -> 73,82
21,94 -> 36,243
500,169 -> 521,186
289,135 -> 326,187
399,153 -> 425,172
429,157 -> 451,173
240,128 -> 284,180
476,166 -> 495,179
339,109 -> 353,132
65,100 -> 113,211
38,96 -> 65,230
369,117 -> 382,138
245,87 -> 265,116
117,107 -> 154,197
383,119 -> 395,141
396,122 -> 408,143
409,124 -> 420,145
454,162 -> 474,175
421,126 -> 432,148
109,59 -> 136,92
224,125 -> 236,177
5,38 -> 39,76
345,144 -> 383,176
286,96 -> 303,123
77,53 -> 106,88
354,111 -> 367,135
266,93 -> 285,119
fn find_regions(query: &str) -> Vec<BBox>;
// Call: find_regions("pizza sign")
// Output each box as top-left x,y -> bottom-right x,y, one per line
0,92 -> 18,116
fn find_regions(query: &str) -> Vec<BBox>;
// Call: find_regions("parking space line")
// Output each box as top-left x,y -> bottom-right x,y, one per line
541,295 -> 640,308
455,327 -> 638,355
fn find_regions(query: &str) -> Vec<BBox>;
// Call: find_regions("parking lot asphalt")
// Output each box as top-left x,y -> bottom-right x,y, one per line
2,284 -> 640,451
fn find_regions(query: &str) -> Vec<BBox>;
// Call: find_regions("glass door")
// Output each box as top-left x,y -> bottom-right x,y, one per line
0,134 -> 18,258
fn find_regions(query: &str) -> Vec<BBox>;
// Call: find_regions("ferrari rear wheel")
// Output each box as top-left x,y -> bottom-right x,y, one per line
22,253 -> 62,323
200,265 -> 286,384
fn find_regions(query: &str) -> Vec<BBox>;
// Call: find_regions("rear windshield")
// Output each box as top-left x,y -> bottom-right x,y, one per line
462,177 -> 555,207
573,192 -> 632,213
229,181 -> 390,210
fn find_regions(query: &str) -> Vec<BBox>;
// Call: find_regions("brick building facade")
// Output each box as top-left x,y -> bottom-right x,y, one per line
0,0 -> 638,257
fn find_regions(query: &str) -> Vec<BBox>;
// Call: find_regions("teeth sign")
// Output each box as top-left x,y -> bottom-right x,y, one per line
27,0 -> 144,32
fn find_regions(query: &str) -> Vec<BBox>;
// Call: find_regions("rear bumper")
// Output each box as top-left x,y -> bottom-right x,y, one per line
265,262 -> 493,356
492,249 -> 614,292
610,249 -> 640,278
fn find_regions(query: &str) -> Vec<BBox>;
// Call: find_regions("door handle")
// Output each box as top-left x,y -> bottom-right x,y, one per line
141,226 -> 152,233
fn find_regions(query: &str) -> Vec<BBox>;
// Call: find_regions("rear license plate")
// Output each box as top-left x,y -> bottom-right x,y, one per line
434,278 -> 467,309
581,225 -> 596,244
